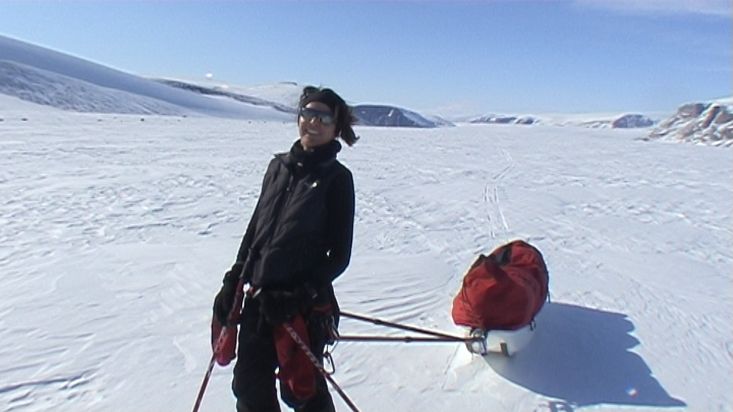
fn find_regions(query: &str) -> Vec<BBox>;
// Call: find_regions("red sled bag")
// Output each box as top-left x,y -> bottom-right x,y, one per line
452,240 -> 549,331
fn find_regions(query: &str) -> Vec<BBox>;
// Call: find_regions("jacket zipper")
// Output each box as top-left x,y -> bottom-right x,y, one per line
266,163 -> 297,243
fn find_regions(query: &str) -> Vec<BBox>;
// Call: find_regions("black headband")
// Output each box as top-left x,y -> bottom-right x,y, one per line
300,90 -> 342,115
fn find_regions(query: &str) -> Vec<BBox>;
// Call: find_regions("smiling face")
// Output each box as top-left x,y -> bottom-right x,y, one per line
298,101 -> 338,150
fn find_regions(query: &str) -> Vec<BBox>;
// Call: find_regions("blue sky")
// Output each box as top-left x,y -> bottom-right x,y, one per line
0,0 -> 730,116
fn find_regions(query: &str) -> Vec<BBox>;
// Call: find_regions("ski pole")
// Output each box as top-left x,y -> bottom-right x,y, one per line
192,352 -> 217,412
192,276 -> 247,412
192,323 -> 239,412
340,311 -> 468,341
282,323 -> 360,412
337,334 -> 482,343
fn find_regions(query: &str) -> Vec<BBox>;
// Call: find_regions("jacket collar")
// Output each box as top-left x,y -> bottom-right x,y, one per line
285,139 -> 341,171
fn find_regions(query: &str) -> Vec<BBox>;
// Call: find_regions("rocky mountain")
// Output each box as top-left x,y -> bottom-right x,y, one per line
612,114 -> 655,128
468,112 -> 654,128
644,98 -> 733,147
352,104 -> 443,128
469,114 -> 538,125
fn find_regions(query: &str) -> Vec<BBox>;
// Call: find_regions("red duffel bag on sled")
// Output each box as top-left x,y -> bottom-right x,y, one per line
452,240 -> 549,331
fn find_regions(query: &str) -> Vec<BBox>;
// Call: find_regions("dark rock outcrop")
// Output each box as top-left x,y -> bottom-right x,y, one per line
612,114 -> 654,128
352,104 -> 439,128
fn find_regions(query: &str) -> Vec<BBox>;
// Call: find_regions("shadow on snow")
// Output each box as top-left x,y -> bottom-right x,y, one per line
484,302 -> 686,410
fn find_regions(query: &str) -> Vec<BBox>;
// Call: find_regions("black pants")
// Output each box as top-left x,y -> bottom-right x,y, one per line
232,297 -> 335,412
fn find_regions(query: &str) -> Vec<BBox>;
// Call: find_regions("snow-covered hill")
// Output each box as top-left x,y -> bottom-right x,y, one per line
209,81 -> 304,108
645,98 -> 733,147
166,79 -> 453,129
0,60 -> 188,115
0,90 -> 60,112
423,114 -> 456,127
159,79 -> 453,128
468,112 -> 656,129
157,79 -> 296,115
0,35 -> 290,120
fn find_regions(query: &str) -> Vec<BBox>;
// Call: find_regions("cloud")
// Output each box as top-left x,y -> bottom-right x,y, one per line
575,0 -> 732,17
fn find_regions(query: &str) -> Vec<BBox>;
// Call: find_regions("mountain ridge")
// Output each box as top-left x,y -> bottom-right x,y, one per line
1,34 -> 730,144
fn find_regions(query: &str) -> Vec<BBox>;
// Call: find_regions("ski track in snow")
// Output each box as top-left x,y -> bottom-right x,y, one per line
484,147 -> 513,239
0,115 -> 731,411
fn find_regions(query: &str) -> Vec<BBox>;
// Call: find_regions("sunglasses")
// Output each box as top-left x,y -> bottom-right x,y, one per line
299,107 -> 336,125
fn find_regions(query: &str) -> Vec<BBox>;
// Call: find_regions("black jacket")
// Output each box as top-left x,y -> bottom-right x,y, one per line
231,140 -> 354,293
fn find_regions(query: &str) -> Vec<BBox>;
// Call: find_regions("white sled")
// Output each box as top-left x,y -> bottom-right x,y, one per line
465,322 -> 535,357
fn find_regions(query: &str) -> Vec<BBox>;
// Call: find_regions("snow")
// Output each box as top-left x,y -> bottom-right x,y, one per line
0,35 -> 291,120
0,92 -> 59,112
1,101 -> 731,412
470,111 -> 668,129
214,81 -> 304,108
0,60 -> 190,116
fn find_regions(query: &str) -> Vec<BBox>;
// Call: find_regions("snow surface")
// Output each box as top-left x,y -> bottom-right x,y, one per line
468,112 -> 666,129
1,102 -> 731,411
0,92 -> 59,112
0,35 -> 291,120
209,81 -> 304,108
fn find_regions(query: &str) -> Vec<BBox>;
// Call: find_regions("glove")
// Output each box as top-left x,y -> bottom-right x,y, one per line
213,264 -> 242,326
257,286 -> 316,325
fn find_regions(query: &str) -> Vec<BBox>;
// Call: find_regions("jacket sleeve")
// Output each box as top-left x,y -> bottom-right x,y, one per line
310,167 -> 355,287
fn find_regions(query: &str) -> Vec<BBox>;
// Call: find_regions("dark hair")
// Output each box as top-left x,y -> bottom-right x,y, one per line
298,86 -> 359,146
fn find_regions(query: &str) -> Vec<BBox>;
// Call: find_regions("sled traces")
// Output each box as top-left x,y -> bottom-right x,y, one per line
484,148 -> 514,239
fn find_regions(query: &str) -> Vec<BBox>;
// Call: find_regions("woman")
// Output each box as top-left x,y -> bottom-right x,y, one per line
213,86 -> 358,412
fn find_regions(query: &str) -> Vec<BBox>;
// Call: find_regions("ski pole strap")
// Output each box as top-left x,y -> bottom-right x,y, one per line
338,334 -> 478,343
340,311 -> 468,341
282,323 -> 360,412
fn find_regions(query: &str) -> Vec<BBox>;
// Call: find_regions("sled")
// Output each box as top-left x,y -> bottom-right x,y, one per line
464,321 -> 536,357
452,240 -> 549,358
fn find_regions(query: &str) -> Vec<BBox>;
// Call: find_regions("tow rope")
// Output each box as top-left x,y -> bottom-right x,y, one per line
338,310 -> 482,344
